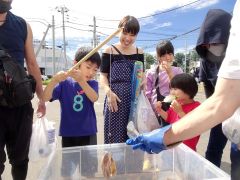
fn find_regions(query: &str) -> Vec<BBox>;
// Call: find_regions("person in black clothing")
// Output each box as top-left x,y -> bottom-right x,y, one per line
196,9 -> 240,179
192,66 -> 200,83
0,1 -> 46,179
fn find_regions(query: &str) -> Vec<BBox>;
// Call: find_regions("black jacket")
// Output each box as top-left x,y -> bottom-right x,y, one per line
195,9 -> 232,97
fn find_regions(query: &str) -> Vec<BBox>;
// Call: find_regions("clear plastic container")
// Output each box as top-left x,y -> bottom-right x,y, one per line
38,143 -> 230,180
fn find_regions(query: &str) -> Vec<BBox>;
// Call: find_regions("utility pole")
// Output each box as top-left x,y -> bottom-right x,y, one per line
56,6 -> 69,69
93,16 -> 97,48
35,24 -> 51,57
184,35 -> 188,73
52,15 -> 56,75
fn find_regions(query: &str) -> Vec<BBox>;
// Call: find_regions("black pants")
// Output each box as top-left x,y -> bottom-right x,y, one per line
0,103 -> 33,180
205,123 -> 228,167
230,143 -> 240,180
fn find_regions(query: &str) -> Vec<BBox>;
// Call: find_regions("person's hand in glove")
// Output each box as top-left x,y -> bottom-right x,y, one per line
126,125 -> 172,154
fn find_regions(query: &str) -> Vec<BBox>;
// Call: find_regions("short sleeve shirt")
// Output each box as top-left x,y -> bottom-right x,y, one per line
51,78 -> 98,137
218,0 -> 240,80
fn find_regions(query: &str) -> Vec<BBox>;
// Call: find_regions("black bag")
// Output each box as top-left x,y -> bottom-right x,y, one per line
0,46 -> 36,108
154,66 -> 170,127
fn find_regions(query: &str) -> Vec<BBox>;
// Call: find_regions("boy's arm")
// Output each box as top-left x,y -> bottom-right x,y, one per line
43,71 -> 67,102
69,69 -> 98,102
43,79 -> 59,102
78,80 -> 98,102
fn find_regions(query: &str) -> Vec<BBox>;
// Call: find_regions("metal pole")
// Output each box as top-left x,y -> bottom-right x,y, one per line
93,16 -> 97,48
62,7 -> 67,69
52,15 -> 56,75
184,35 -> 188,72
35,24 -> 51,57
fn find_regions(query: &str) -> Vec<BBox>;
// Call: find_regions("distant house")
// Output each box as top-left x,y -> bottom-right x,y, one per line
26,39 -> 72,77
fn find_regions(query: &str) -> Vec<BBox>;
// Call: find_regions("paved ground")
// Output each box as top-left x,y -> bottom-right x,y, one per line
2,83 -> 231,179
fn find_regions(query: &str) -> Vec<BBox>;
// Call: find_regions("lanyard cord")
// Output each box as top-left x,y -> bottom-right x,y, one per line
108,46 -> 113,143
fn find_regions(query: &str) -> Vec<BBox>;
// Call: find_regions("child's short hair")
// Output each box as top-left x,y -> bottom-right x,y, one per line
74,47 -> 101,67
170,73 -> 198,99
156,40 -> 174,57
118,15 -> 140,35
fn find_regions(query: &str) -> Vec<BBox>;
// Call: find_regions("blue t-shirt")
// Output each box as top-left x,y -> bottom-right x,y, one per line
51,77 -> 98,137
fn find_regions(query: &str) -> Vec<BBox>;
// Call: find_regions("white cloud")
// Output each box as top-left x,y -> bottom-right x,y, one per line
193,0 -> 219,10
175,44 -> 196,54
12,0 -> 210,38
150,22 -> 172,30
10,0 -> 219,58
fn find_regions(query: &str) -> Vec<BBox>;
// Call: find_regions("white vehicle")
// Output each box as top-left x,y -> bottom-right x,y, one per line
41,75 -> 49,81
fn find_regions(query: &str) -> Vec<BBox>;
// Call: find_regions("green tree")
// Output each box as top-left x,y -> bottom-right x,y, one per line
174,50 -> 200,73
144,53 -> 155,69
190,50 -> 199,62
174,52 -> 185,70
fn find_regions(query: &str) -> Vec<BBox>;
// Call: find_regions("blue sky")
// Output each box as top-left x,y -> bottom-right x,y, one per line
136,0 -> 236,55
11,0 -> 236,59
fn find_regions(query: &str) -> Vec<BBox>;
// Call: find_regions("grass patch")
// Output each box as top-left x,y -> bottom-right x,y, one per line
42,78 -> 52,85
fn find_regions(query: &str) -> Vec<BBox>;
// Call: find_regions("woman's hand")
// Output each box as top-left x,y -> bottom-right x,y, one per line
107,90 -> 121,112
160,61 -> 173,79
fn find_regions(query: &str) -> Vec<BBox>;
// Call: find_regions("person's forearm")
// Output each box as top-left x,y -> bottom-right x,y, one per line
25,23 -> 44,101
158,110 -> 167,120
177,111 -> 186,118
163,89 -> 235,145
27,62 -> 44,101
164,98 -> 218,145
78,80 -> 98,102
42,79 -> 58,102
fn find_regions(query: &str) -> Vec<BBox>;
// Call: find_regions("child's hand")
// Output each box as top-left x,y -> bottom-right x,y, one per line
160,61 -> 171,71
170,100 -> 184,116
68,69 -> 86,82
155,101 -> 163,114
52,71 -> 68,83
161,61 -> 173,78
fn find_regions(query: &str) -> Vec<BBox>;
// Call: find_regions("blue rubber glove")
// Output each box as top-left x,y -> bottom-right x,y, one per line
126,125 -> 172,154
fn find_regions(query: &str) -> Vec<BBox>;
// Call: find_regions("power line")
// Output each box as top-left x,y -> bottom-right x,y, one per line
66,20 -> 92,27
138,0 -> 202,19
142,26 -> 200,50
96,0 -> 202,22
169,27 -> 200,40
140,31 -> 176,37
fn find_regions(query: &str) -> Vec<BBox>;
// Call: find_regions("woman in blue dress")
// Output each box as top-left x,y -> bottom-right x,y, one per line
100,15 -> 144,144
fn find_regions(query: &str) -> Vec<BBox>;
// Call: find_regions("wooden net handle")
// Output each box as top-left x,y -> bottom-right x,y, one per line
67,28 -> 122,73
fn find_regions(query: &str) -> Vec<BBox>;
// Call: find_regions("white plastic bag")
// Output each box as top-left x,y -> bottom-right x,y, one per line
135,91 -> 160,134
222,107 -> 240,146
29,117 -> 57,162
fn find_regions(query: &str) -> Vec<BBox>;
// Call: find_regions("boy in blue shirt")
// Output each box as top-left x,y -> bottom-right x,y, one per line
43,46 -> 101,178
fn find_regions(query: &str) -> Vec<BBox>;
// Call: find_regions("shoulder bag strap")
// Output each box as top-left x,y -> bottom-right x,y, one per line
154,66 -> 165,101
111,45 -> 127,60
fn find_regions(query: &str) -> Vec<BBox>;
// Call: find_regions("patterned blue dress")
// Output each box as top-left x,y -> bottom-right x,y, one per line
100,46 -> 144,144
